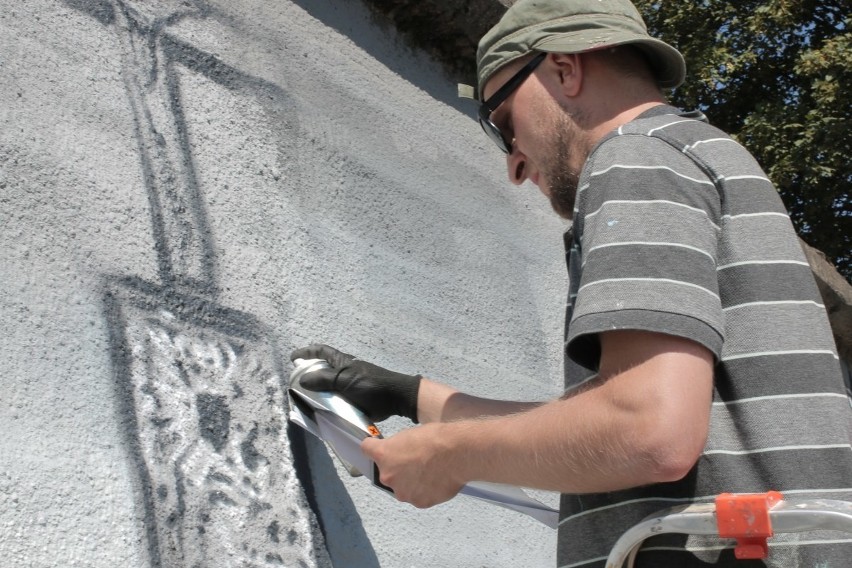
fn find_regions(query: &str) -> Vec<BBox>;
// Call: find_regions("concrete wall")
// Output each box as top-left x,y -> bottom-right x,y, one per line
1,1 -> 566,566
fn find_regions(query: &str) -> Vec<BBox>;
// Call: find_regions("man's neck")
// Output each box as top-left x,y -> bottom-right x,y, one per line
590,100 -> 668,142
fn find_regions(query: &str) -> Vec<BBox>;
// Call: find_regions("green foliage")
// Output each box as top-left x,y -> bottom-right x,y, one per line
635,0 -> 851,279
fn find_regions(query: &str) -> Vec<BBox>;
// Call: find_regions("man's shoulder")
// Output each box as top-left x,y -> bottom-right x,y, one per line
587,107 -> 728,170
614,106 -> 729,145
590,106 -> 758,177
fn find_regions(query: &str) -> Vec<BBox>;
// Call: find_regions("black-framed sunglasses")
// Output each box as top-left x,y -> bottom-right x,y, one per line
478,52 -> 547,154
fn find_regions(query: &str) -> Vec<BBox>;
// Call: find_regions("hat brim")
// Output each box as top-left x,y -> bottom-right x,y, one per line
535,32 -> 686,88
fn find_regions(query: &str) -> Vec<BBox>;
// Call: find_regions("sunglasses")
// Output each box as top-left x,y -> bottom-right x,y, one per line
478,52 -> 547,154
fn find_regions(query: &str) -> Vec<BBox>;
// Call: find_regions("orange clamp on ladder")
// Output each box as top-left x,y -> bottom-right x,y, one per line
604,492 -> 852,568
714,491 -> 783,560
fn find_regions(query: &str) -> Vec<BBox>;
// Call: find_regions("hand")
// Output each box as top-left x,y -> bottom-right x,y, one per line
290,344 -> 422,423
361,424 -> 465,508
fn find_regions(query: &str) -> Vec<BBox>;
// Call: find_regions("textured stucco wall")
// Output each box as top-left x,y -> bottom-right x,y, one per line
1,0 -> 566,566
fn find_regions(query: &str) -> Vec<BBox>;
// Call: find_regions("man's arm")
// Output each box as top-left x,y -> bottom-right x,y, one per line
414,378 -> 542,423
361,330 -> 713,508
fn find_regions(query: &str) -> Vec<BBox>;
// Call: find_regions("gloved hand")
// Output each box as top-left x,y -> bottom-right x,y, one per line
290,344 -> 422,423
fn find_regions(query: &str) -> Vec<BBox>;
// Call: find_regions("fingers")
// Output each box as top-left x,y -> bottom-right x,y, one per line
297,367 -> 339,392
290,344 -> 354,368
290,343 -> 335,361
361,435 -> 381,457
360,437 -> 390,489
361,433 -> 458,509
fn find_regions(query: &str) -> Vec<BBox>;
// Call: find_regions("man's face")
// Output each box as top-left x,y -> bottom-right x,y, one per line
482,55 -> 585,220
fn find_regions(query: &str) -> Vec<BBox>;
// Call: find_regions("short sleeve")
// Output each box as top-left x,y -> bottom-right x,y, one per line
567,134 -> 725,370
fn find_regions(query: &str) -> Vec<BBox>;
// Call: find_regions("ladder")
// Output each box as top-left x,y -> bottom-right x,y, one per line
606,492 -> 852,567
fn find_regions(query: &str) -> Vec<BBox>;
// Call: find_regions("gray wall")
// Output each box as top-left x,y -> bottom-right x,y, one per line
1,0 -> 567,566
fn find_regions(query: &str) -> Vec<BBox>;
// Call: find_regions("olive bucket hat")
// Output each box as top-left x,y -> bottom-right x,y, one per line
472,0 -> 686,99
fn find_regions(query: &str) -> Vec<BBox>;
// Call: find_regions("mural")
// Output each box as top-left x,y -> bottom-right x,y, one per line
59,0 -> 362,565
104,277 -> 329,567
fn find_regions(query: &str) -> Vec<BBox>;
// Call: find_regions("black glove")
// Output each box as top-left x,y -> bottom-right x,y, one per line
290,344 -> 422,423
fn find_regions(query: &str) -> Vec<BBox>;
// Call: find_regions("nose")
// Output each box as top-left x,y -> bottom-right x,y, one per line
506,146 -> 528,186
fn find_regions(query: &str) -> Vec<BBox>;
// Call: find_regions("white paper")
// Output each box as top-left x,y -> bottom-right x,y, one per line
462,482 -> 559,528
288,390 -> 559,528
313,410 -> 375,479
289,405 -> 321,438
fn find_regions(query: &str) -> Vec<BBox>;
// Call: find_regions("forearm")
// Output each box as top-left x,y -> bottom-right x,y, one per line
366,381 -> 664,502
416,378 -> 543,424
362,331 -> 714,507
438,336 -> 713,494
442,392 -> 661,494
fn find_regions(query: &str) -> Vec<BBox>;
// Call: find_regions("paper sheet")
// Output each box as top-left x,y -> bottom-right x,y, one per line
288,391 -> 559,528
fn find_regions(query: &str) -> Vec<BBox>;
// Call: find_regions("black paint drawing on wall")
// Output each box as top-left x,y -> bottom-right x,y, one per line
61,0 -> 379,566
104,276 -> 329,567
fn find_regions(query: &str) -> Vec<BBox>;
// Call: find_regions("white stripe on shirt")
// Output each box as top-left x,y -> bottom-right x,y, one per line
722,349 -> 839,362
722,211 -> 790,221
577,277 -> 720,300
685,137 -> 742,150
646,119 -> 696,136
717,259 -> 810,271
589,164 -> 716,187
702,443 -> 852,457
722,300 -> 826,312
583,241 -> 715,266
712,392 -> 849,407
719,174 -> 773,184
586,199 -> 718,225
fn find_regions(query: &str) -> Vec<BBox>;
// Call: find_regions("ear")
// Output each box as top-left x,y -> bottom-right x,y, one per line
549,52 -> 583,98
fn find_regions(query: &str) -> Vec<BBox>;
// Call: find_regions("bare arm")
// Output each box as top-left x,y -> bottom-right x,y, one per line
362,330 -> 714,506
415,378 -> 542,423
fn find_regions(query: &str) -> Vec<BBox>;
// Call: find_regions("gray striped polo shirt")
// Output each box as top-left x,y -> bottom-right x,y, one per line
558,105 -> 852,567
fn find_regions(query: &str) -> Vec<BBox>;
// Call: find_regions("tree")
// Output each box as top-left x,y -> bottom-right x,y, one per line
635,0 -> 850,280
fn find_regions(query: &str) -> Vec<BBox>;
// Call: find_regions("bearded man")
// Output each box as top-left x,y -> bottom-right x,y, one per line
293,1 -> 852,565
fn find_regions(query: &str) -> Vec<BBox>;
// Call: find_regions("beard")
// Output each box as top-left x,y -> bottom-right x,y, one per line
546,152 -> 579,220
540,101 -> 584,220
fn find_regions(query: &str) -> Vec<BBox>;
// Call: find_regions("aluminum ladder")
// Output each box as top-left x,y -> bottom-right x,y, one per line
606,491 -> 852,567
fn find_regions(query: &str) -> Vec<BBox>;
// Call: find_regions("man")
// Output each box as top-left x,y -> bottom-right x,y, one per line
292,0 -> 852,565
